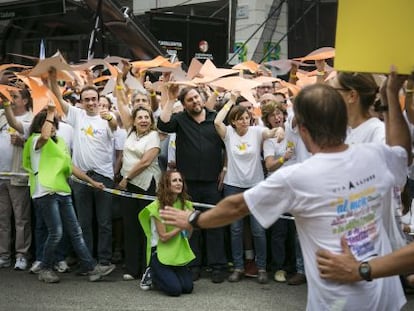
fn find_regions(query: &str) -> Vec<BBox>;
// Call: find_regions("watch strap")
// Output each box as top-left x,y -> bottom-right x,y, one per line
188,210 -> 201,229
358,261 -> 372,282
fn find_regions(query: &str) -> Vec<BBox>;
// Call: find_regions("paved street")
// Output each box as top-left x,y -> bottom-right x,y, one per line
1,266 -> 414,311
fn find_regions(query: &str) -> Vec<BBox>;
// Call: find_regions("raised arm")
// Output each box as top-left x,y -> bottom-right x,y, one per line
2,99 -> 24,134
214,90 -> 237,139
382,67 -> 412,165
48,67 -> 71,115
404,73 -> 414,124
114,74 -> 133,130
35,104 -> 56,150
159,83 -> 179,123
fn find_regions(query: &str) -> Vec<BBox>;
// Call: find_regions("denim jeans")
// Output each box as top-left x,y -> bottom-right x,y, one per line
223,184 -> 267,270
270,218 -> 288,271
71,172 -> 113,264
150,249 -> 193,297
33,200 -> 68,263
295,232 -> 305,274
34,194 -> 95,271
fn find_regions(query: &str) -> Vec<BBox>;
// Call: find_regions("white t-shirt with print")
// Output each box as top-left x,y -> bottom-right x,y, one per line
223,125 -> 265,188
345,117 -> 406,250
244,144 -> 407,311
66,105 -> 114,179
121,130 -> 161,191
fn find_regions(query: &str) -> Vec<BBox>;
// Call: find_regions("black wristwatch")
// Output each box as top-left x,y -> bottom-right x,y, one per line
358,261 -> 372,281
188,210 -> 202,229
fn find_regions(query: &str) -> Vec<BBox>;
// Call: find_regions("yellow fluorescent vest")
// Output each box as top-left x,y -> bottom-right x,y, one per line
22,134 -> 72,196
139,199 -> 195,266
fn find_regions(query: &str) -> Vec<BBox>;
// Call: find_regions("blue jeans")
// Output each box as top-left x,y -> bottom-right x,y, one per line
34,194 -> 95,271
270,218 -> 288,271
33,200 -> 68,263
295,232 -> 305,274
150,249 -> 193,297
223,184 -> 267,270
71,172 -> 113,264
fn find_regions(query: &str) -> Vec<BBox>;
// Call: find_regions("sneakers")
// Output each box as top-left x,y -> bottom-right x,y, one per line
0,256 -> 11,268
257,270 -> 269,284
228,269 -> 244,282
211,269 -> 225,284
123,273 -> 135,281
54,260 -> 70,273
140,267 -> 152,290
38,269 -> 60,283
88,264 -> 116,282
244,259 -> 258,277
30,261 -> 43,274
14,257 -> 28,271
274,270 -> 287,283
287,273 -> 307,285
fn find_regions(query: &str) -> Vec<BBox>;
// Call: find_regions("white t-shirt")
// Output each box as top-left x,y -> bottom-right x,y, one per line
121,130 -> 161,191
284,110 -> 311,164
66,105 -> 114,179
244,144 -> 407,311
345,117 -> 385,145
223,125 -> 265,188
0,113 -> 32,174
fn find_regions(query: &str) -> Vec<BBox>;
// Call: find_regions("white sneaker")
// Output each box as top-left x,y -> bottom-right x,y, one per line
54,260 -> 70,273
30,261 -> 42,274
0,257 -> 11,268
14,257 -> 28,271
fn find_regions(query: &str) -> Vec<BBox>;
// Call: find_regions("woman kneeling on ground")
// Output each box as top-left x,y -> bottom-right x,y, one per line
139,170 -> 194,296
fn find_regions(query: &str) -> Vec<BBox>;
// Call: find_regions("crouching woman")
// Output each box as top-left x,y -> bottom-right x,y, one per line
139,170 -> 194,296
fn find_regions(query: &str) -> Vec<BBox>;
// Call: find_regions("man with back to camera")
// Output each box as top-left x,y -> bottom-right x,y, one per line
159,69 -> 412,310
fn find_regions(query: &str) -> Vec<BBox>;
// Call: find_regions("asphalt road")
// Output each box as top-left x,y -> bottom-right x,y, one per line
1,266 -> 414,311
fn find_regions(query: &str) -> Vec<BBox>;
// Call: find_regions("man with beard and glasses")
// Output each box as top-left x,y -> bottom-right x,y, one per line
157,85 -> 227,283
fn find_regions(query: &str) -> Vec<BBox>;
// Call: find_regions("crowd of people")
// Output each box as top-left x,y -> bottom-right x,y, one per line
1,53 -> 414,309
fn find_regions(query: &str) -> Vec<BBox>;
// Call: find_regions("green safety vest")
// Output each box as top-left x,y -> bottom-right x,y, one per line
22,134 -> 72,196
139,199 -> 195,266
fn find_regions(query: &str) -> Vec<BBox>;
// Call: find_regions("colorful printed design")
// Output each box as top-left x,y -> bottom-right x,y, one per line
331,186 -> 379,259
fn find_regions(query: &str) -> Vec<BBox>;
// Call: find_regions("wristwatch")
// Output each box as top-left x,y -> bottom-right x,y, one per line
188,210 -> 202,229
358,261 -> 372,281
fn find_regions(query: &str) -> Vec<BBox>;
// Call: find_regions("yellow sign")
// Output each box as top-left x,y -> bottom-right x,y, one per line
335,0 -> 414,74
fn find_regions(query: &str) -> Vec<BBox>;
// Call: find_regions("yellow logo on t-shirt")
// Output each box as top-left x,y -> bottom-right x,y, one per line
83,125 -> 94,137
237,142 -> 248,152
